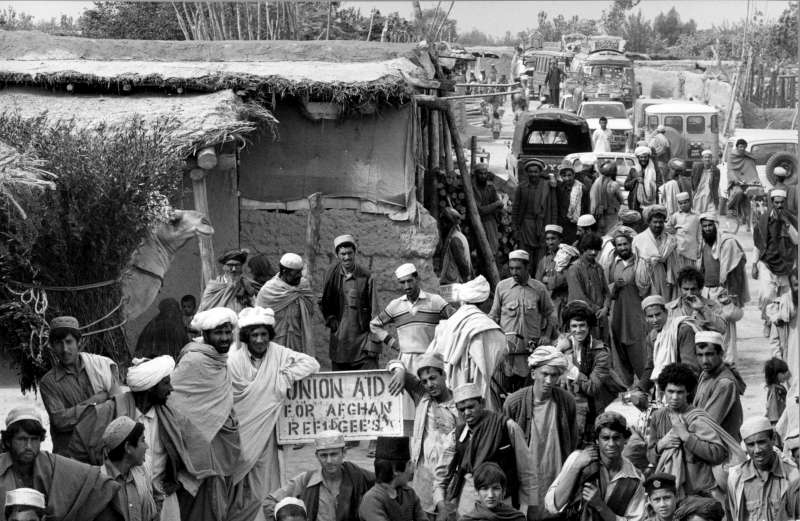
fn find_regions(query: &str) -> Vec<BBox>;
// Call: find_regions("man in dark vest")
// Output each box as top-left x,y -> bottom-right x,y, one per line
262,430 -> 374,521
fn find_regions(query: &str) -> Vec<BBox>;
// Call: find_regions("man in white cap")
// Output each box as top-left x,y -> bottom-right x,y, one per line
693,331 -> 745,441
0,406 -> 119,521
198,248 -> 257,313
666,192 -> 701,270
229,306 -> 319,501
436,383 -> 532,516
39,315 -> 119,456
256,252 -> 315,353
503,346 -> 577,519
697,213 -> 748,362
631,204 -> 677,300
513,158 -> 559,270
4,488 -> 45,521
728,416 -> 799,521
439,207 -> 473,285
490,250 -> 556,393
273,497 -> 307,521
770,165 -> 797,215
320,235 -> 379,371
690,149 -> 719,214
263,430 -> 374,521
387,353 -> 457,518
101,417 -> 157,521
625,146 -> 661,212
574,214 -> 598,247
536,224 -> 569,337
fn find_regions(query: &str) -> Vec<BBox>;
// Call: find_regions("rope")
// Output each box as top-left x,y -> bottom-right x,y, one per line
80,300 -> 124,330
8,278 -> 118,292
81,319 -> 128,337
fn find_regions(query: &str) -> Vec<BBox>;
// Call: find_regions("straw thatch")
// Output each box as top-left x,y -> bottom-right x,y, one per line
0,88 -> 275,155
0,140 -> 55,218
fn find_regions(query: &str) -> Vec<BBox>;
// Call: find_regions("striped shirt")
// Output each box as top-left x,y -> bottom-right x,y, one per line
370,290 -> 454,354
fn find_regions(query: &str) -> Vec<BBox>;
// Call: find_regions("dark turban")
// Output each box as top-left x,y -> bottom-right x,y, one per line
674,496 -> 725,521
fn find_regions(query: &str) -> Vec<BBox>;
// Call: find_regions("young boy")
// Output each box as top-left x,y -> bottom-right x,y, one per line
274,497 -> 307,521
358,437 -> 426,521
666,192 -> 701,268
645,473 -> 678,521
460,462 -> 525,521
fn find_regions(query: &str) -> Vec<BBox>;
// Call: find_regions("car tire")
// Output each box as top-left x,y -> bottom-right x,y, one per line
765,151 -> 798,186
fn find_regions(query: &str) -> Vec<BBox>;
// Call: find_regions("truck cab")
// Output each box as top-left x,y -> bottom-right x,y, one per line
644,103 -> 719,169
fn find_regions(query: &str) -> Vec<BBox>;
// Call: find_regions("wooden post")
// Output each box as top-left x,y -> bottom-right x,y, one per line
443,110 -> 454,174
190,168 -> 216,289
304,192 -> 323,285
470,135 -> 477,174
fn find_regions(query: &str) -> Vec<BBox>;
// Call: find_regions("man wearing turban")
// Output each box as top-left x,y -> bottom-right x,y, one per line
632,204 -> 678,301
625,147 -> 662,213
198,249 -> 258,313
503,346 -> 577,519
674,496 -> 725,521
690,150 -> 719,214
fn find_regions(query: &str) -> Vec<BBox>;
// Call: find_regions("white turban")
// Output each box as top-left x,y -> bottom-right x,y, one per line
453,275 -> 490,304
238,306 -> 275,328
528,345 -> 568,371
771,189 -> 788,199
126,355 -> 176,392
634,146 -> 651,157
190,307 -> 238,331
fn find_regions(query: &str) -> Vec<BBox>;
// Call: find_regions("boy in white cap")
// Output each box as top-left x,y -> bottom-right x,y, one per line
666,192 -> 701,269
692,331 -> 745,441
256,252 -> 315,353
274,497 -> 307,521
727,416 -> 799,521
4,488 -> 45,521
320,235 -> 380,371
263,430 -> 374,521
102,416 -> 157,521
690,149 -> 719,214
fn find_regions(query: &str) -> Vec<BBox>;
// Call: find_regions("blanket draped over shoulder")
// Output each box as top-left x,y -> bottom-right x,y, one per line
257,275 -> 315,348
79,352 -> 118,394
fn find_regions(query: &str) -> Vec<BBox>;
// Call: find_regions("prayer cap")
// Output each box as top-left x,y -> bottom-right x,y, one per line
641,295 -> 666,311
644,473 -> 677,494
279,253 -> 304,271
102,416 -> 137,451
374,436 -> 411,461
618,208 -> 641,224
774,166 -> 788,178
771,189 -> 788,199
218,248 -> 248,265
5,406 -> 42,428
238,306 -> 275,329
315,430 -> 346,450
274,498 -> 306,520
544,224 -> 564,235
453,382 -> 482,403
524,158 -> 545,172
674,496 -> 725,521
190,307 -> 238,331
49,316 -> 80,338
333,234 -> 356,251
694,331 -> 723,346
5,488 -> 45,511
656,125 -> 666,133
416,353 -> 445,375
699,212 -> 718,223
701,149 -> 713,157
442,207 -> 463,222
634,146 -> 651,157
740,416 -> 773,441
527,345 -> 568,371
126,356 -> 175,392
508,250 -> 530,262
577,214 -> 596,227
642,205 -> 667,221
453,275 -> 490,304
676,192 -> 691,202
394,263 -> 417,279
668,158 -> 686,172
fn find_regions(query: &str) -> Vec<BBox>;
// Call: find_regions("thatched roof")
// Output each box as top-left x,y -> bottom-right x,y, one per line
0,31 -> 435,104
0,87 -> 272,154
0,139 -> 55,217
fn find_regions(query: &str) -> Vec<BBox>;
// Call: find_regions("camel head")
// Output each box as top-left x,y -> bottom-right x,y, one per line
157,209 -> 215,252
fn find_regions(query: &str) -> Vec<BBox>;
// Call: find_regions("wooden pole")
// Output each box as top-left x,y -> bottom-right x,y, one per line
190,168 -> 216,289
470,135 -> 477,174
304,192 -> 323,285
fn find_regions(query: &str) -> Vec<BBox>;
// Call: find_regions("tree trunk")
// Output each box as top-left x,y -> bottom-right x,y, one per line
411,0 -> 424,40
235,2 -> 242,40
366,8 -> 375,40
172,2 -> 192,40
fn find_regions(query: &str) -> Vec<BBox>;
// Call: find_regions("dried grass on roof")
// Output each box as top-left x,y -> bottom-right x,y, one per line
0,141 -> 55,218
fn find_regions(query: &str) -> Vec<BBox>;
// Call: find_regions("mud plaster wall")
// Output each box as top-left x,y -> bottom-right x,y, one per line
636,66 -> 735,110
240,207 -> 440,368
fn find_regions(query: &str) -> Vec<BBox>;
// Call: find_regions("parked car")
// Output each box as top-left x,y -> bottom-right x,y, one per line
630,98 -> 673,144
718,129 -> 799,196
576,100 -> 633,152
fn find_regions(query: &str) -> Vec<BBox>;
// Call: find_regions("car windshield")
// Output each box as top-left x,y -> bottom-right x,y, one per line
527,131 -> 569,145
585,65 -> 626,81
581,104 -> 627,119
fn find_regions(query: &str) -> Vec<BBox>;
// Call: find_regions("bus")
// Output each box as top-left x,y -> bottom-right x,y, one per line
520,49 -> 573,99
572,49 -> 637,108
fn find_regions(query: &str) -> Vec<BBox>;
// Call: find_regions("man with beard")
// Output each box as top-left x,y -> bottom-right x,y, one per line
320,235 -> 380,371
698,213 -> 748,363
513,159 -> 559,270
691,150 -> 720,214
545,412 -> 646,521
589,161 -> 625,234
198,249 -> 257,313
666,193 -> 701,270
473,163 -> 504,257
598,210 -> 641,272
666,267 -> 727,335
256,253 -> 315,354
644,474 -> 678,521
557,166 -> 584,245
607,229 -> 647,385
566,233 -> 610,341
632,205 -> 677,300
692,331 -> 746,441
767,272 -> 798,368
727,416 -> 799,521
439,207 -> 473,285
387,353 -> 458,519
725,139 -> 759,223
770,166 -> 798,215
754,189 -> 798,338
504,346 -> 578,520
626,147 -> 662,213
536,225 -> 569,338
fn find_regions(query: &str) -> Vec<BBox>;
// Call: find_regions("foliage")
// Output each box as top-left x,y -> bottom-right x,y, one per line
771,1 -> 798,62
601,0 -> 640,35
622,10 -> 657,53
0,6 -> 33,29
0,6 -> 79,35
81,2 -> 184,39
653,7 -> 696,47
0,113 -> 185,392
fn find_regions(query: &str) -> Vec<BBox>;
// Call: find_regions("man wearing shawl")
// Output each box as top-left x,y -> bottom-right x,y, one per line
439,207 -> 473,285
319,235 -> 380,371
626,147 -> 662,213
566,233 -> 611,341
513,159 -> 559,270
387,353 -> 458,518
426,276 -> 505,409
598,209 -> 641,272
767,272 -> 798,363
473,164 -> 504,256
198,249 -> 257,313
725,139 -> 759,221
228,306 -> 319,504
691,150 -> 719,214
504,346 -> 577,519
727,416 -> 799,521
673,497 -> 724,521
649,127 -> 671,171
545,411 -> 646,521
0,406 -> 120,521
692,331 -> 745,441
632,205 -> 677,300
607,228 -> 647,384
536,225 -> 569,339
256,253 -> 315,354
40,316 -> 119,456
665,193 -> 701,269
437,383 -> 533,517
646,363 -> 743,500
557,166 -> 585,245
697,214 -> 748,363
590,162 -> 626,235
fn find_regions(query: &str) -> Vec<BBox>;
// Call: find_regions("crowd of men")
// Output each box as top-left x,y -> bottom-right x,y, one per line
2,129 -> 798,521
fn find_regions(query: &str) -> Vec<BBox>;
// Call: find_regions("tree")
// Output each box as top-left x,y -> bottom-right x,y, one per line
80,2 -> 183,39
601,0 -> 640,35
622,10 -> 655,53
653,7 -> 696,47
0,7 -> 34,30
771,1 -> 798,61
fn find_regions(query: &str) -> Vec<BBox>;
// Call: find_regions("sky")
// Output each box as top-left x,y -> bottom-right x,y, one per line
2,0 -> 793,37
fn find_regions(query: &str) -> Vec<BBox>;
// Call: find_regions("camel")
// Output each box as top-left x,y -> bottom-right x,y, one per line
120,209 -> 214,321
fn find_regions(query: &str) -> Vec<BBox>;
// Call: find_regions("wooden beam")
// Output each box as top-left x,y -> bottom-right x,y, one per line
197,146 -> 218,170
304,192 -> 323,285
189,168 -> 216,289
